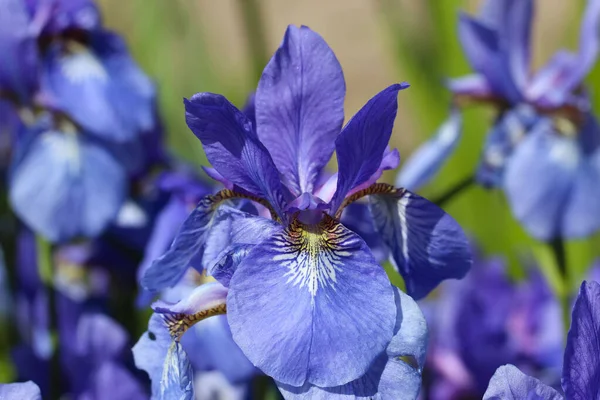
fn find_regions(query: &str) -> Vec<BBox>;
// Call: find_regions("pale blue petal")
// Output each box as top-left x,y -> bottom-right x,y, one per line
483,365 -> 563,400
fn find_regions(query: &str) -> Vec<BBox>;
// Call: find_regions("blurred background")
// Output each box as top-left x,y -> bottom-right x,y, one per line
97,0 -> 599,289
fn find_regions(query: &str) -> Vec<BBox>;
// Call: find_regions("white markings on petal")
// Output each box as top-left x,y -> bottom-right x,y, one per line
398,192 -> 411,263
41,131 -> 82,176
272,216 -> 358,298
61,49 -> 108,84
549,135 -> 580,170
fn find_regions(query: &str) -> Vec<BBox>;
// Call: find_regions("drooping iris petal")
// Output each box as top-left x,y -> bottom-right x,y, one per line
396,111 -> 461,191
483,365 -> 562,400
277,288 -> 427,399
141,194 -> 248,292
227,215 -> 396,387
457,13 -> 520,103
369,189 -> 471,299
0,0 -> 39,103
476,105 -> 537,188
503,118 -> 600,240
562,281 -> 600,400
132,314 -> 194,400
9,130 -> 127,243
184,93 -> 286,218
0,381 -> 42,400
330,83 -> 407,213
256,25 -> 345,195
41,32 -> 154,142
186,316 -> 257,384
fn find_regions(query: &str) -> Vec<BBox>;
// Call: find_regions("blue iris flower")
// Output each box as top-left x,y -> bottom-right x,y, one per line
483,280 -> 600,400
451,0 -> 600,240
425,250 -> 563,399
142,24 -> 471,394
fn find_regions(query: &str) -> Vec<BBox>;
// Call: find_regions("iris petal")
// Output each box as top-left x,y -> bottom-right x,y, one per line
330,84 -> 408,214
9,130 -> 127,243
369,188 -> 471,299
483,365 -> 562,400
227,215 -> 396,387
276,288 -> 427,399
132,314 -> 194,400
184,93 -> 286,219
256,25 -> 346,195
0,381 -> 41,400
562,281 -> 600,400
396,111 -> 462,191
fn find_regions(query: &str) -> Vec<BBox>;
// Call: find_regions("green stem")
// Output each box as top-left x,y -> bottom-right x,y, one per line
237,0 -> 269,82
36,235 -> 61,400
432,175 -> 475,207
548,236 -> 571,337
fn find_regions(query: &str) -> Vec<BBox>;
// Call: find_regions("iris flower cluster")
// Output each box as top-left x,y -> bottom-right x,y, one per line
1,0 -> 600,399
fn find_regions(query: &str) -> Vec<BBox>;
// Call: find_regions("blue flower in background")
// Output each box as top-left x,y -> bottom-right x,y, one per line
0,381 -> 42,400
424,250 -> 562,399
9,117 -> 127,243
142,24 -> 471,394
395,110 -> 462,192
483,280 -> 600,400
24,0 -> 101,35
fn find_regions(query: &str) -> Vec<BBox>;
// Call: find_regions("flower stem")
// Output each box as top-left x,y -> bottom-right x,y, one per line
432,175 -> 475,207
36,235 -> 61,400
237,0 -> 269,82
548,236 -> 571,337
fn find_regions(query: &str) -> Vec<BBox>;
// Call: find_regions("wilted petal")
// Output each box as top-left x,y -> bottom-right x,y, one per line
562,281 -> 600,400
396,112 -> 461,191
256,25 -> 345,195
185,93 -> 286,217
483,365 -> 562,400
132,314 -> 194,400
9,130 -> 126,243
227,215 -> 396,387
330,84 -> 408,213
369,189 -> 471,299
0,381 -> 41,400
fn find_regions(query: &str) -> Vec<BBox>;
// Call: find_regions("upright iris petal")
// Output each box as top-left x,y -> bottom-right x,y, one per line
227,215 -> 396,387
184,93 -> 286,219
256,25 -> 345,195
330,83 -> 408,214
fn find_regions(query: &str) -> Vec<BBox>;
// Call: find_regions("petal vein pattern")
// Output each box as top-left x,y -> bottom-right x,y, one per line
275,216 -> 354,298
227,215 -> 396,387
